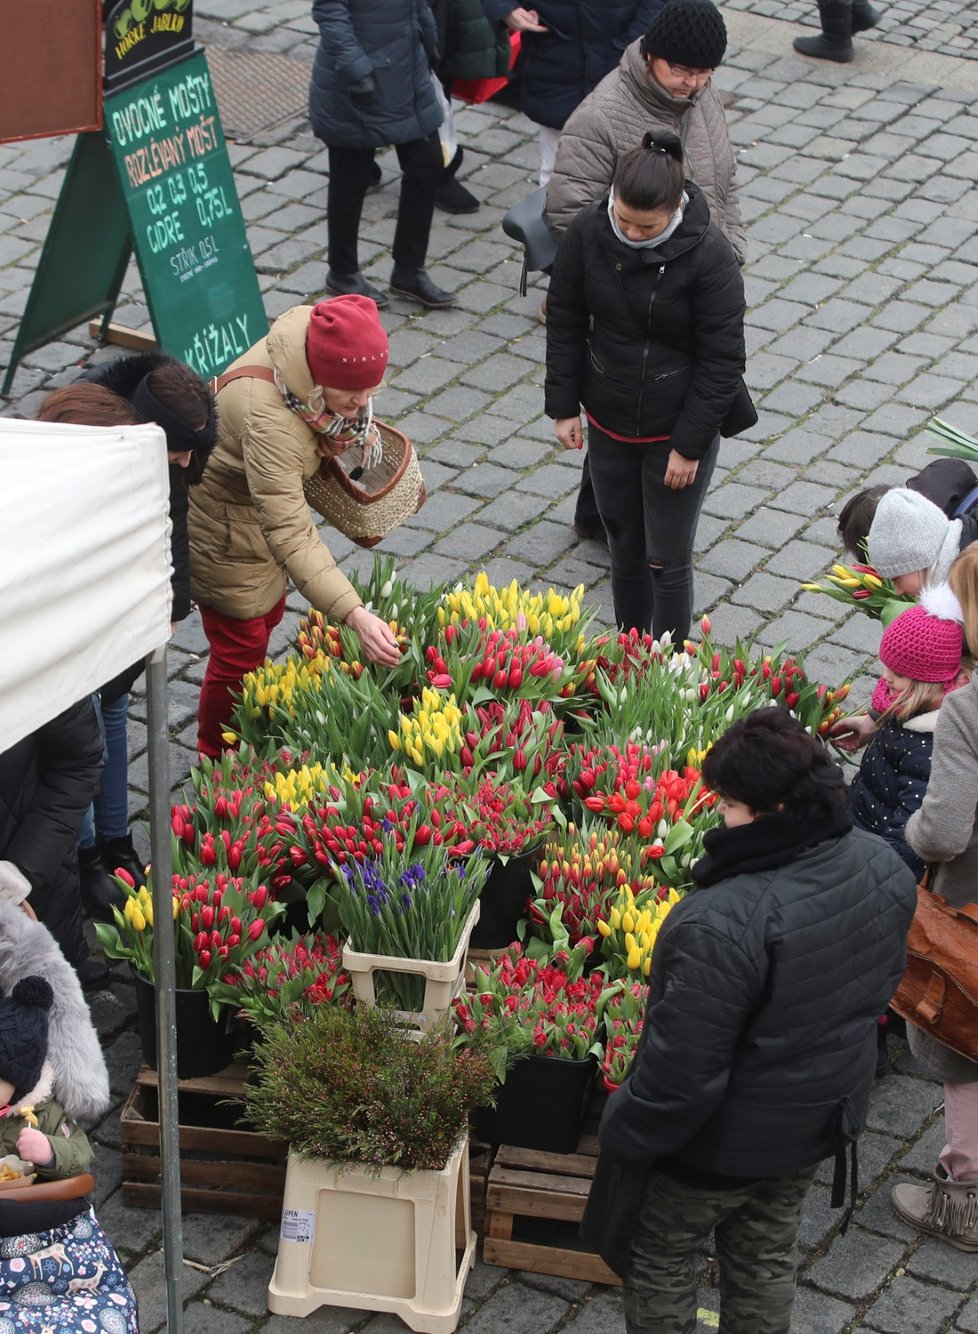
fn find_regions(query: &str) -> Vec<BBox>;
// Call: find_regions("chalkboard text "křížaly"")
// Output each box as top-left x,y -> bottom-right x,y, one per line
184,316 -> 253,378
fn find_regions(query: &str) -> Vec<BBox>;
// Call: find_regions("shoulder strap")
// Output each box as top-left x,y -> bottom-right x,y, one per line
209,364 -> 277,396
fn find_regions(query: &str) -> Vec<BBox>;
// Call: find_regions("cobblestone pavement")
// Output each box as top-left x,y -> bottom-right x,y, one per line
2,3 -> 978,1330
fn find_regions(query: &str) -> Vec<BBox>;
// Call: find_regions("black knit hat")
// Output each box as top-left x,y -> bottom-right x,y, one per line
641,0 -> 728,69
0,977 -> 53,1104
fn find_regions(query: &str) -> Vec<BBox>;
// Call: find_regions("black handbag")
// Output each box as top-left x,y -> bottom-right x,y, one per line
720,377 -> 758,438
502,186 -> 558,296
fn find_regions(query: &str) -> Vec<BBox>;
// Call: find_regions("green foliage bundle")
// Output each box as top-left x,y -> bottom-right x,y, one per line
243,1003 -> 495,1172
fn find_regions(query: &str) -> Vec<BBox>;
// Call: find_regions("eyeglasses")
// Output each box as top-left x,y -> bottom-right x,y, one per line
666,62 -> 715,81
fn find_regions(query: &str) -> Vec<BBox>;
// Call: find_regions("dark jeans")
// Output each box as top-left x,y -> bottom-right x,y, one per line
327,133 -> 443,275
587,423 -> 719,644
624,1165 -> 817,1334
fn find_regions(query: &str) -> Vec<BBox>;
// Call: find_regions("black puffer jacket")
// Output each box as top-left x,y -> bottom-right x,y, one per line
481,0 -> 663,128
599,823 -> 916,1177
849,716 -> 935,880
545,183 -> 745,458
0,699 -> 103,969
309,0 -> 442,150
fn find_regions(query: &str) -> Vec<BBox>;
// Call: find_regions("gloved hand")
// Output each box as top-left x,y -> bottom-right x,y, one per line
0,861 -> 30,904
349,74 -> 378,108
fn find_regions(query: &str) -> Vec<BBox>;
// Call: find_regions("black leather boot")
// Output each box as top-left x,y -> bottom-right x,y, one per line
325,270 -> 389,308
390,267 -> 458,308
79,846 -> 127,920
793,0 -> 854,61
102,832 -> 147,887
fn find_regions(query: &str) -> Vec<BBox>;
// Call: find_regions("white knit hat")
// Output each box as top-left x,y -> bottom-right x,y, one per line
867,488 -> 953,578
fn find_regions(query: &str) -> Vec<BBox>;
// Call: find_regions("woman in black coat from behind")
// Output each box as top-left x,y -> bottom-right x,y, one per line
545,132 -> 745,644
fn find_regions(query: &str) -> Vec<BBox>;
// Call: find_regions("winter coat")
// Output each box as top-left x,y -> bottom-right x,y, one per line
309,0 -> 442,150
0,699 -> 102,973
546,37 -> 746,263
0,1067 -> 93,1181
481,0 -> 664,129
850,712 -> 936,880
188,306 -> 363,624
598,823 -> 916,1177
432,0 -> 510,82
907,457 -> 978,521
0,902 -> 110,1123
905,675 -> 978,1083
545,183 -> 745,458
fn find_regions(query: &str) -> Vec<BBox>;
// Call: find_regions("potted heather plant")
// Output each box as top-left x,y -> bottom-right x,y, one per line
246,1003 -> 495,1328
455,943 -> 606,1153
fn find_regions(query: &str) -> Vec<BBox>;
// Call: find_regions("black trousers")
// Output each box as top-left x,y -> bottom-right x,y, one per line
587,423 -> 719,644
327,133 -> 443,275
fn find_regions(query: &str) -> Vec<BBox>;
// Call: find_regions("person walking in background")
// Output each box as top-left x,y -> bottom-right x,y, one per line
584,708 -> 916,1331
428,0 -> 510,212
545,134 -> 745,645
793,0 -> 881,63
311,0 -> 458,309
892,542 -> 978,1253
189,296 -> 402,759
543,0 -> 744,542
480,0 -> 665,185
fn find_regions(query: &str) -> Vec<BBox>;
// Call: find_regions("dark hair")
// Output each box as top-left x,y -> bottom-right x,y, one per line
613,132 -> 685,214
144,361 -> 215,485
35,383 -> 136,427
837,485 -> 890,560
701,707 -> 847,821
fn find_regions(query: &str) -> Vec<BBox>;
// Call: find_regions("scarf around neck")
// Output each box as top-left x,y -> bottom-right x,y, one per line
607,189 -> 687,250
273,367 -> 382,467
691,806 -> 853,888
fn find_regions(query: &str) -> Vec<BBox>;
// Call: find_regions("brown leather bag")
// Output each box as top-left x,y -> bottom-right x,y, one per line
890,877 -> 978,1065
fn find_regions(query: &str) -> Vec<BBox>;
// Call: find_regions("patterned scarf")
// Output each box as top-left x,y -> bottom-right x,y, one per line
273,368 -> 383,469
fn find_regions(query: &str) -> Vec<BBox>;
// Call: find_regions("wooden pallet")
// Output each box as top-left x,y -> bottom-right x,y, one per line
483,1130 -> 619,1286
120,1063 -> 288,1220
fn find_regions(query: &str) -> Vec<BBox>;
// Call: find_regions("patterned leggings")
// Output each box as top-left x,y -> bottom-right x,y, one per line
624,1165 -> 817,1334
0,1209 -> 137,1333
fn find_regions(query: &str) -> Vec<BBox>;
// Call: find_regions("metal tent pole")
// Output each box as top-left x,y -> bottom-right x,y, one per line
146,645 -> 184,1334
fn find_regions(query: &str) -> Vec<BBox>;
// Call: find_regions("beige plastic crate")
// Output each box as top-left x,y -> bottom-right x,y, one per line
268,1137 -> 475,1332
342,901 -> 480,1031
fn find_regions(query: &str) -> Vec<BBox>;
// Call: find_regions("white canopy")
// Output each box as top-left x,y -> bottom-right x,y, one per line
0,417 -> 172,747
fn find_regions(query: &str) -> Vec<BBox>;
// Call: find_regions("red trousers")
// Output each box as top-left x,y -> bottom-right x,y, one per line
197,596 -> 286,758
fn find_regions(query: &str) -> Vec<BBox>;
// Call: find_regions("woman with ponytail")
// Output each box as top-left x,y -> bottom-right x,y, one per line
544,131 -> 745,644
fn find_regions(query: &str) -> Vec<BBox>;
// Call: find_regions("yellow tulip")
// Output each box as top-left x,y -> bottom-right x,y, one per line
627,945 -> 642,971
597,920 -> 612,938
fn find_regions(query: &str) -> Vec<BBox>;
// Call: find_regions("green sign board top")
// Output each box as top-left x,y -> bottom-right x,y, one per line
104,49 -> 266,379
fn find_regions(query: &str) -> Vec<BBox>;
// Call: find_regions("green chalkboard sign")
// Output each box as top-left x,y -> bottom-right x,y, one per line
2,48 -> 265,396
104,49 -> 266,378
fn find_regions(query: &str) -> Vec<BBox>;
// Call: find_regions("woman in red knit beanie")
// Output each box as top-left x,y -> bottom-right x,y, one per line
188,295 -> 401,758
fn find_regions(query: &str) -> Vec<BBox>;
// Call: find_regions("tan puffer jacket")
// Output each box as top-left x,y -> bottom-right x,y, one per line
188,305 -> 363,623
546,38 -> 747,264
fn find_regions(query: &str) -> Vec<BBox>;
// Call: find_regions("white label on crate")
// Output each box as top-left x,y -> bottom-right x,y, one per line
280,1208 -> 316,1245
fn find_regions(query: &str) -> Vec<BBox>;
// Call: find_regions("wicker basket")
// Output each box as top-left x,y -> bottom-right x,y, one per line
303,421 -> 426,549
